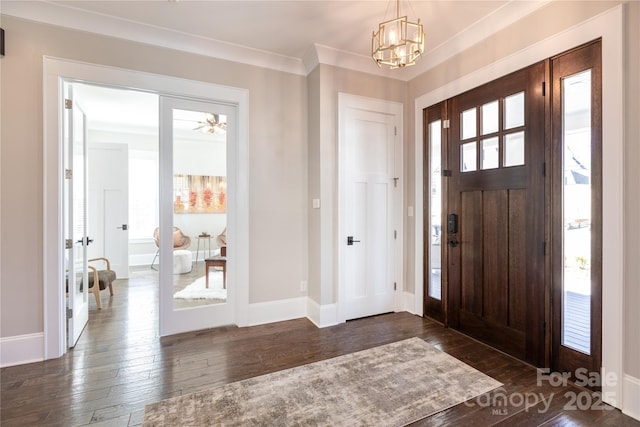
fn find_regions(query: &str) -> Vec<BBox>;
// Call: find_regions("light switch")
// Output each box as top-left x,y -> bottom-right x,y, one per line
312,198 -> 321,209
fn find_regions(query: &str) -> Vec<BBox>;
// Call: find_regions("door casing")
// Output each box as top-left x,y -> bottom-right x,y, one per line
43,57 -> 250,359
413,6 -> 623,407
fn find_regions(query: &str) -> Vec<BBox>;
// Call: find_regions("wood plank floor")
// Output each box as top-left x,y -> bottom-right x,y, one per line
1,269 -> 638,427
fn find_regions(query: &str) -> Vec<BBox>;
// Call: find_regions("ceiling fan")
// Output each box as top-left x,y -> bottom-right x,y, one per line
193,113 -> 227,135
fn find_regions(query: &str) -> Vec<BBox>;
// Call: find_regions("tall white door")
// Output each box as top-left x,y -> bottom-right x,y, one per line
64,83 -> 90,348
159,95 -> 237,336
339,94 -> 402,321
88,143 -> 129,278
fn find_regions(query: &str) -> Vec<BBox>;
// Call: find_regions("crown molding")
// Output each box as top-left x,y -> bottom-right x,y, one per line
2,0 -> 550,81
401,0 -> 552,81
1,0 -> 307,76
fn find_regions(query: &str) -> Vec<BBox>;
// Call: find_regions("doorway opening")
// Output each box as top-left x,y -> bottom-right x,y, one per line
423,41 -> 603,377
44,57 -> 250,360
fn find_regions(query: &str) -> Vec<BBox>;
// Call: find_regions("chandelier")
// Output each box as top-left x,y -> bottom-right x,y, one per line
371,0 -> 424,69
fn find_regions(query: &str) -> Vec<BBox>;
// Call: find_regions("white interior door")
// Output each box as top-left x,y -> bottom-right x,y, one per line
88,143 -> 129,278
64,83 -> 90,348
339,94 -> 402,321
159,95 -> 237,336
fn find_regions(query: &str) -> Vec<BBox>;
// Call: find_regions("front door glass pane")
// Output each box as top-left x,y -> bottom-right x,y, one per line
481,137 -> 499,170
504,92 -> 525,129
481,100 -> 499,135
561,70 -> 592,355
428,120 -> 442,300
504,131 -> 525,167
461,142 -> 477,172
172,109 -> 228,309
461,108 -> 477,140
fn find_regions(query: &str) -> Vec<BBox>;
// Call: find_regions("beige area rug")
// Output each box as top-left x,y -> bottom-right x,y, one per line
143,337 -> 501,426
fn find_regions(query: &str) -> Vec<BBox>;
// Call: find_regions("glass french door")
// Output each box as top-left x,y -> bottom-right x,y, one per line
159,96 -> 236,336
64,82 -> 90,347
551,40 -> 602,380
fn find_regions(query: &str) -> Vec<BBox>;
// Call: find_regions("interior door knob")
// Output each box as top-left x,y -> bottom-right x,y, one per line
347,236 -> 361,246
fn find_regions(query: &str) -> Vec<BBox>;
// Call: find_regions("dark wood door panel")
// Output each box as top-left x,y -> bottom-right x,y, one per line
482,189 -> 509,325
508,189 -> 527,331
459,190 -> 482,317
458,309 -> 526,359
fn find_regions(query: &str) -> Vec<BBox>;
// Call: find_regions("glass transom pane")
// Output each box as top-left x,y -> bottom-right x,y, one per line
481,100 -> 499,135
504,92 -> 525,129
461,108 -> 476,140
504,132 -> 525,167
481,137 -> 499,170
461,142 -> 477,172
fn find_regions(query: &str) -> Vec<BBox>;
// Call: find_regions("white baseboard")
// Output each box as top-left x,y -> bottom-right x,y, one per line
247,297 -> 307,326
0,333 -> 44,367
306,299 -> 340,328
129,253 -> 156,267
623,374 -> 640,421
403,291 -> 417,315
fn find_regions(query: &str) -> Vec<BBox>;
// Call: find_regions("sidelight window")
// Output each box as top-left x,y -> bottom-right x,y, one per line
561,70 -> 592,355
428,120 -> 442,300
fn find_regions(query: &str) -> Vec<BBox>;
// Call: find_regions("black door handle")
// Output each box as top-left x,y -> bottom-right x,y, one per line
448,238 -> 459,247
347,236 -> 361,246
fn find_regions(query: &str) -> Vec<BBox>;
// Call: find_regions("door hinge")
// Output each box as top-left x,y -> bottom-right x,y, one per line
67,308 -> 73,319
542,162 -> 546,177
65,239 -> 73,249
543,241 -> 547,256
542,82 -> 546,97
393,177 -> 399,187
65,99 -> 73,109
394,282 -> 397,291
65,169 -> 72,179
394,126 -> 397,136
443,119 -> 450,129
394,230 -> 397,239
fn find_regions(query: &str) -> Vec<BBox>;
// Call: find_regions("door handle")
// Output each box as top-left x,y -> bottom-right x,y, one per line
448,238 -> 459,248
75,237 -> 94,246
116,224 -> 128,230
347,236 -> 361,246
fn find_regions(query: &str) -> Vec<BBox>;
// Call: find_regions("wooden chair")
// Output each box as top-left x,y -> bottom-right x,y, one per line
87,257 -> 116,309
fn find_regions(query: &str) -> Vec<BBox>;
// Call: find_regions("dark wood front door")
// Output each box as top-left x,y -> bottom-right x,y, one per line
446,63 -> 547,366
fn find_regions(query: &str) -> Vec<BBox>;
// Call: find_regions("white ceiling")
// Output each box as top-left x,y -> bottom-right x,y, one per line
3,0 -> 551,131
3,0 -> 550,79
52,0 -> 506,58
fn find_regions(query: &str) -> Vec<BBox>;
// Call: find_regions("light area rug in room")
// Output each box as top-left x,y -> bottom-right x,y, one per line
173,271 -> 226,301
143,337 -> 502,426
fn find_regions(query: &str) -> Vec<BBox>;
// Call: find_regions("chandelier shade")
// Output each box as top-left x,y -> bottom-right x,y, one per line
372,0 -> 424,69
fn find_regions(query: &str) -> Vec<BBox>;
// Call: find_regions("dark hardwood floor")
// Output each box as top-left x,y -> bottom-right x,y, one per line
1,269 -> 638,426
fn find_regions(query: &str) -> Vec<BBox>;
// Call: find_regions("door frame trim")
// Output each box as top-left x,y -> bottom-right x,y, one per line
414,5 -> 623,407
337,93 -> 404,323
43,57 -> 250,359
